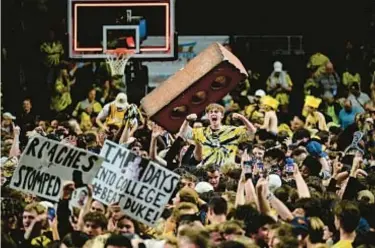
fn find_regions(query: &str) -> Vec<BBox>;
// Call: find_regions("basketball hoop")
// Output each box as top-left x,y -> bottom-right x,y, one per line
105,48 -> 134,77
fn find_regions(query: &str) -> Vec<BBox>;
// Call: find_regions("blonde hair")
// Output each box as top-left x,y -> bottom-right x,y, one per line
220,220 -> 245,236
178,226 -> 210,248
205,223 -> 220,232
161,234 -> 178,248
172,202 -> 199,221
308,217 -> 325,244
206,103 -> 225,114
178,187 -> 199,206
220,162 -> 240,177
231,236 -> 259,248
83,233 -> 111,248
309,217 -> 324,230
24,202 -> 46,215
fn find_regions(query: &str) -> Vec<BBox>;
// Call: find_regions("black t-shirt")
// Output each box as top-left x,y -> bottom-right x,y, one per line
9,229 -> 27,248
30,231 -> 54,248
353,231 -> 375,247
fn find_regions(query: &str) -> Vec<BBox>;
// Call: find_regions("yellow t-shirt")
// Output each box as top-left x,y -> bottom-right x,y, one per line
266,73 -> 293,105
244,104 -> 265,124
40,41 -> 64,67
192,125 -> 251,166
50,78 -> 72,112
332,240 -> 353,248
307,53 -> 330,77
307,53 -> 330,69
342,72 -> 361,88
106,103 -> 126,127
305,111 -> 328,132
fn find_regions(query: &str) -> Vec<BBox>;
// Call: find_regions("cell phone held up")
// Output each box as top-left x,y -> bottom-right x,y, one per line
243,160 -> 253,180
243,160 -> 253,173
256,161 -> 264,171
285,158 -> 295,174
47,207 -> 56,221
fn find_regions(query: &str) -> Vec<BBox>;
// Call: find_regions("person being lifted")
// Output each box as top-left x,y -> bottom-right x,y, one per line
180,103 -> 257,167
304,96 -> 328,132
255,95 -> 279,135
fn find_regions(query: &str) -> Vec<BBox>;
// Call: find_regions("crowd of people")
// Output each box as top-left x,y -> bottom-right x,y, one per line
2,20 -> 375,248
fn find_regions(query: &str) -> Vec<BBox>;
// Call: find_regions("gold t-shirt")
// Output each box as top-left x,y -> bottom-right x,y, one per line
193,125 -> 251,166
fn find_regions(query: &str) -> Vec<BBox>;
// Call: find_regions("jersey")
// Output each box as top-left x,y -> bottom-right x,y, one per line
192,125 -> 251,167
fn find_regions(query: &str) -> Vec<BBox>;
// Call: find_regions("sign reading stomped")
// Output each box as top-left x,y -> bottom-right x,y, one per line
92,140 -> 180,227
10,136 -> 104,202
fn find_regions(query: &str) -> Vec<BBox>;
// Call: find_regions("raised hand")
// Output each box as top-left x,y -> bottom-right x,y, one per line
13,124 -> 21,136
61,181 -> 75,200
256,178 -> 267,194
48,216 -> 58,230
151,123 -> 164,138
241,149 -> 251,165
292,163 -> 300,177
232,113 -> 244,120
354,169 -> 368,178
186,113 -> 197,121
351,152 -> 363,177
332,159 -> 343,177
284,137 -> 292,147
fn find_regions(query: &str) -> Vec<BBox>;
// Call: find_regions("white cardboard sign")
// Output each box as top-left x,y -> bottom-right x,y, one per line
92,140 -> 180,227
10,136 -> 104,202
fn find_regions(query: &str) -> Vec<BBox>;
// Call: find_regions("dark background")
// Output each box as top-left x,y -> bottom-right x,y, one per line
1,0 -> 375,114
76,5 -> 167,47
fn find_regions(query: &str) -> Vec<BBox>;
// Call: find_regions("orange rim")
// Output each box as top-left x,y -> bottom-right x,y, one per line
106,48 -> 135,57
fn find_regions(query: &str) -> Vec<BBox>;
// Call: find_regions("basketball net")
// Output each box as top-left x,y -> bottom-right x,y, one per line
105,49 -> 134,77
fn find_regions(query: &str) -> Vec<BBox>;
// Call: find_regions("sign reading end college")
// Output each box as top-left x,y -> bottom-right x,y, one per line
92,140 -> 180,227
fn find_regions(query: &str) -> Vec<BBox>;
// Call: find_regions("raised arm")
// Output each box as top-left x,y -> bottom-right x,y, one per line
293,164 -> 311,199
235,180 -> 246,207
118,122 -> 130,145
149,123 -> 167,166
9,124 -> 21,157
232,113 -> 257,133
256,178 -> 273,218
182,114 -> 203,162
77,186 -> 93,231
96,105 -> 110,132
258,111 -> 271,130
267,192 -> 294,222
240,151 -> 258,206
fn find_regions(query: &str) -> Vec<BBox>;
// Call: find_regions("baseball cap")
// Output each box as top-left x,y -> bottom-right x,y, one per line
357,190 -> 375,204
39,201 -> 55,211
306,141 -> 327,158
114,93 -> 129,110
195,182 -> 214,194
1,157 -> 8,165
268,174 -> 282,192
273,61 -> 283,72
255,89 -> 266,97
2,112 -> 16,120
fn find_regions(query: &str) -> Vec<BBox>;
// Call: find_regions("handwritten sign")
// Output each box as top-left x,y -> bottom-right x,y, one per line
10,136 -> 104,202
92,140 -> 180,226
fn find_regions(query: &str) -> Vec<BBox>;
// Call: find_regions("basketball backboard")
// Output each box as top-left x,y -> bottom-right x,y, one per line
68,0 -> 175,59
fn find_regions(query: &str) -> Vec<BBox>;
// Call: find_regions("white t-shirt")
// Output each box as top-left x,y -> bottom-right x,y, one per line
348,93 -> 371,113
97,102 -> 113,121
